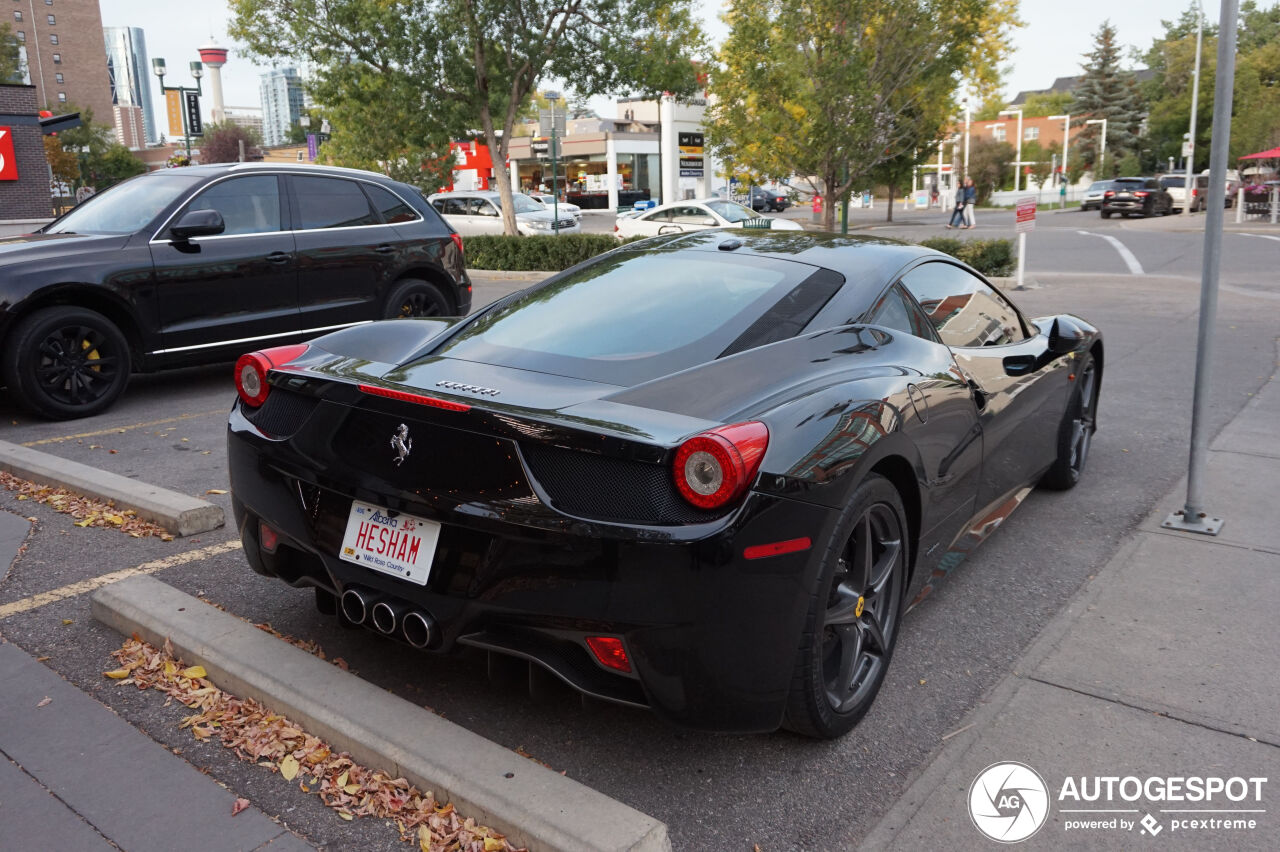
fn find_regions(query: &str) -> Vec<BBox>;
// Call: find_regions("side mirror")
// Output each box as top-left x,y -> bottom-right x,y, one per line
170,209 -> 225,240
1048,317 -> 1086,356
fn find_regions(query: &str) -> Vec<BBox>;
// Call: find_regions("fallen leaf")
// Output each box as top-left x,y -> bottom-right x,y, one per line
484,838 -> 504,851
344,782 -> 360,794
280,754 -> 300,781
62,619 -> 74,625
337,770 -> 349,788
338,811 -> 353,821
231,797 -> 250,816
36,656 -> 49,662
181,665 -> 207,679
919,679 -> 927,685
206,489 -> 228,495
36,696 -> 51,708
104,668 -> 131,679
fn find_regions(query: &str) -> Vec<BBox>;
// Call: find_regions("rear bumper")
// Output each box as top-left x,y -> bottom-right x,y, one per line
228,405 -> 838,732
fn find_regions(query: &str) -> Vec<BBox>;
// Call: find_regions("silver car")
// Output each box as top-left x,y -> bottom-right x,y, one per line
427,190 -> 580,236
528,193 -> 582,221
1081,180 -> 1115,211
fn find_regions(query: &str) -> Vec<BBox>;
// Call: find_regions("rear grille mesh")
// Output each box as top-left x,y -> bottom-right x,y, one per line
242,390 -> 319,439
519,443 -> 721,526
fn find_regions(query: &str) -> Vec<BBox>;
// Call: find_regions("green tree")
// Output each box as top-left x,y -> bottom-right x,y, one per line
967,136 -> 1015,202
43,135 -> 79,186
1071,21 -> 1145,177
95,144 -> 146,187
1021,91 -> 1073,117
707,0 -> 1018,231
231,0 -> 706,235
972,92 -> 1008,121
199,122 -> 263,164
0,23 -> 22,83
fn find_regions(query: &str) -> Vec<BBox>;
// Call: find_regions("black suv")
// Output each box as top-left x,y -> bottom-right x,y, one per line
747,186 -> 791,212
1100,177 -> 1174,219
0,163 -> 469,419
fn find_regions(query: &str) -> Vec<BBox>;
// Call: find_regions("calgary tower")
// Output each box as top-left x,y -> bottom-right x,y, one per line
197,40 -> 228,125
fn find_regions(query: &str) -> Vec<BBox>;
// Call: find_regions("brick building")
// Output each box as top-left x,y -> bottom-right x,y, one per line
11,0 -> 113,121
0,84 -> 53,219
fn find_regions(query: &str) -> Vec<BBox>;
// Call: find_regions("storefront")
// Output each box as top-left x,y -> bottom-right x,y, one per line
507,131 -> 662,209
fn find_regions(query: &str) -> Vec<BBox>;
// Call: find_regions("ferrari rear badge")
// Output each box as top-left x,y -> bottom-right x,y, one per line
390,423 -> 413,466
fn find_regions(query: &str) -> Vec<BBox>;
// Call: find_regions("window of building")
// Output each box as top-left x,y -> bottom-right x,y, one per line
1024,126 -> 1039,141
47,13 -> 54,24
992,126 -> 1006,142
54,72 -> 62,83
49,33 -> 57,44
45,0 -> 53,6
52,52 -> 60,63
15,30 -> 23,42
57,92 -> 66,102
13,11 -> 21,22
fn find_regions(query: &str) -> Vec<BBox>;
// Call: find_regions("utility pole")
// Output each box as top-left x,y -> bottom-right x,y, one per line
152,58 -> 203,161
1184,0 -> 1204,214
545,90 -> 561,233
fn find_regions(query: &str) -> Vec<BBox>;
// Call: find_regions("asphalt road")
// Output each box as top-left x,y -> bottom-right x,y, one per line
0,227 -> 1277,849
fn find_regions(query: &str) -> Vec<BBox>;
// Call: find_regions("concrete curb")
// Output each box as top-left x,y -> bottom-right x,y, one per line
0,439 -> 224,536
466,269 -> 556,281
91,575 -> 671,852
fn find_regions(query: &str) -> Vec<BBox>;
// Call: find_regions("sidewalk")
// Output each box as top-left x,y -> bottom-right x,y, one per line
862,348 -> 1280,848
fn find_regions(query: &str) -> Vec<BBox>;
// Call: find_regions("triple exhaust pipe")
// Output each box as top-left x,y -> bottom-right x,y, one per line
340,586 -> 437,649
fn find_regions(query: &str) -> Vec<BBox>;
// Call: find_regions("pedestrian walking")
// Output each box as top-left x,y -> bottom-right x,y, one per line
946,192 -> 966,228
962,177 -> 977,228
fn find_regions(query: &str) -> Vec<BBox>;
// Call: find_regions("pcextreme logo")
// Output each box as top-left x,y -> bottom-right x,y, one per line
968,763 -> 1268,843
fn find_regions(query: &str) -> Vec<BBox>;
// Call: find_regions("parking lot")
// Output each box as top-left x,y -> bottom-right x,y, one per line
1,230 -> 1276,849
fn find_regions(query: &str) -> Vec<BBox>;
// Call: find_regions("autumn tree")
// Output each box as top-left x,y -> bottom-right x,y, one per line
967,136 -> 1015,202
43,103 -> 144,189
43,135 -> 79,186
200,122 -> 262,164
231,0 -> 706,235
706,0 -> 1020,231
1071,21 -> 1145,177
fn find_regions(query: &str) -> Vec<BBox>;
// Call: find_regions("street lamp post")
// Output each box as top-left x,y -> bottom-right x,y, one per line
1050,113 -> 1071,200
1085,118 -> 1108,177
963,100 -> 971,179
999,108 -> 1023,191
152,58 -> 203,161
1184,0 -> 1204,214
544,90 -> 561,234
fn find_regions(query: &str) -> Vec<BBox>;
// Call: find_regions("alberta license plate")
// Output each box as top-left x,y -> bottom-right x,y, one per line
338,500 -> 441,586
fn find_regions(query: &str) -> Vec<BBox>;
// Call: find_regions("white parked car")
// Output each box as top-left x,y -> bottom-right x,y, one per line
528,193 -> 582,221
614,198 -> 802,239
427,190 -> 580,236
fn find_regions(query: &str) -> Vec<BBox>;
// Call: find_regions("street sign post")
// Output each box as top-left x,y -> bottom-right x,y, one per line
1014,196 -> 1036,289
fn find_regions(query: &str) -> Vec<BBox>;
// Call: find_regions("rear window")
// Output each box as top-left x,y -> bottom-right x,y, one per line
1162,176 -> 1185,187
435,250 -> 842,385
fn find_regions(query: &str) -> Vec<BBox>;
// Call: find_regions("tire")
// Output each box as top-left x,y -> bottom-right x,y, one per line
2,306 -> 131,420
1040,353 -> 1100,491
383,278 -> 453,319
783,473 -> 910,739
1100,210 -> 1111,219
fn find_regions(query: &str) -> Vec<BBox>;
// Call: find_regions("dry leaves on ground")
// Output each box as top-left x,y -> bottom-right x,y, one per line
0,472 -> 173,540
106,637 -> 524,852
197,596 -> 355,675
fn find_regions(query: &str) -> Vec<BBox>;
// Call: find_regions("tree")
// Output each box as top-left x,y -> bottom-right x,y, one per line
707,0 -> 1018,231
0,23 -> 22,83
1071,22 -> 1145,177
967,136 -> 1015,202
95,144 -> 146,187
42,103 -> 145,190
43,135 -> 79,186
199,122 -> 263,164
1021,91 -> 1073,117
231,0 -> 706,236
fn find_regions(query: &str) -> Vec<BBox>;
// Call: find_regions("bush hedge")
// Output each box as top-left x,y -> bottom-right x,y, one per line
916,237 -> 1016,277
463,232 -> 1016,278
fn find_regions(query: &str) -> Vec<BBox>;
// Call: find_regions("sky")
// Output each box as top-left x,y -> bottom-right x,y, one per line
98,0 -> 1206,126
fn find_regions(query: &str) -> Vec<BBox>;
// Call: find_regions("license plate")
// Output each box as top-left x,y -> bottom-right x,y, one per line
339,500 -> 441,586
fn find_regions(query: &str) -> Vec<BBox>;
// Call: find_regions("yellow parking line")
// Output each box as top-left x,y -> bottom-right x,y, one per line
0,539 -> 241,620
20,409 -> 226,447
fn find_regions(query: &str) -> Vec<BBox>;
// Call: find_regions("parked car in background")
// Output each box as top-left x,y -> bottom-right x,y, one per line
0,163 -> 468,420
1100,178 -> 1174,218
747,186 -> 792,212
1189,174 -> 1234,211
1081,180 -> 1115,211
427,190 -> 580,236
614,198 -> 803,239
527,193 -> 582,222
1159,175 -> 1191,212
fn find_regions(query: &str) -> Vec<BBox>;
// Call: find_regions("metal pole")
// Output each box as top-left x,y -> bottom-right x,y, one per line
551,98 -> 559,234
1015,112 -> 1023,191
1164,0 -> 1239,536
963,104 -> 971,178
1061,115 -> 1070,197
840,162 -> 849,235
1184,0 -> 1203,215
1016,231 -> 1026,288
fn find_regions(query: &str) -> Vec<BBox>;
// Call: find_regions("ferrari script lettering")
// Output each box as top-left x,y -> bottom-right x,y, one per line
436,380 -> 500,396
352,521 -> 422,563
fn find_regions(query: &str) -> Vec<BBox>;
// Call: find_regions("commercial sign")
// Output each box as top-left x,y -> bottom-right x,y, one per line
679,155 -> 704,177
1015,196 -> 1037,233
306,133 -> 318,162
166,90 -> 184,136
0,127 -> 17,181
678,131 -> 704,154
184,92 -> 203,137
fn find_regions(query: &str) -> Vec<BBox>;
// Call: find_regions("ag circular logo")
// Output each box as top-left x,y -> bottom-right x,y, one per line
968,761 -> 1050,843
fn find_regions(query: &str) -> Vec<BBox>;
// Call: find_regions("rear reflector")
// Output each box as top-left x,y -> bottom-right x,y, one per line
259,521 -> 280,554
743,537 -> 812,560
585,636 -> 631,673
358,384 -> 471,411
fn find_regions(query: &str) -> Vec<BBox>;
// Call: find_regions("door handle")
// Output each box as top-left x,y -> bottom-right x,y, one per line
266,251 -> 292,264
375,244 -> 396,254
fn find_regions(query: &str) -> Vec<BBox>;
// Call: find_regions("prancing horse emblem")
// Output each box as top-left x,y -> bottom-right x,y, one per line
390,423 -> 412,466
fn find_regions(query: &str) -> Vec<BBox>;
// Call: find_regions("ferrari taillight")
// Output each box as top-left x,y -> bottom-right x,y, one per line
235,343 -> 309,408
673,421 -> 769,509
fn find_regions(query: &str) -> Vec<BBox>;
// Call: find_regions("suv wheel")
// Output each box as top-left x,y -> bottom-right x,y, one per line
2,306 -> 131,420
384,279 -> 453,319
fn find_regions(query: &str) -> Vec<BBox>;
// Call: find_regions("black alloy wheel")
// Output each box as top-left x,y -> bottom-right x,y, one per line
1041,354 -> 1099,490
2,306 -> 131,420
384,279 -> 452,319
784,474 -> 909,738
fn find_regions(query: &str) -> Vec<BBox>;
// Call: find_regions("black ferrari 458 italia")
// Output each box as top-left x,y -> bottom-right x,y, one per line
229,230 -> 1102,738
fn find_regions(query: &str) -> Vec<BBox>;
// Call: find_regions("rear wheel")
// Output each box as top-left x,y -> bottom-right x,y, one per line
784,474 -> 908,739
1100,210 -> 1111,219
384,278 -> 452,319
1041,354 -> 1099,490
2,306 -> 131,420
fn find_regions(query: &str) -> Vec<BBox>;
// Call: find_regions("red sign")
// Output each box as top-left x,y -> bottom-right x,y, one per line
0,127 -> 18,181
1015,196 -> 1036,233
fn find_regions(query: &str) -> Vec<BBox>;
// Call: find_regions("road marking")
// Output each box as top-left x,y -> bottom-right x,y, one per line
19,409 -> 226,447
0,539 -> 240,620
1239,233 -> 1280,242
1077,229 -> 1145,275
